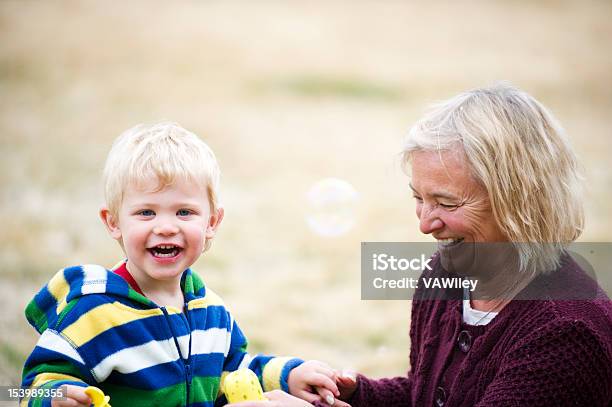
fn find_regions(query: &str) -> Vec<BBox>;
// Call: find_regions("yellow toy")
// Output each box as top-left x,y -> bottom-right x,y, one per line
84,386 -> 111,407
223,369 -> 267,403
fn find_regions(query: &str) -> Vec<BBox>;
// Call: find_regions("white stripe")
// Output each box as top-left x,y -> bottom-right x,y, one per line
191,328 -> 229,356
237,354 -> 253,370
92,338 -> 181,380
81,264 -> 108,295
91,328 -> 230,380
37,330 -> 85,364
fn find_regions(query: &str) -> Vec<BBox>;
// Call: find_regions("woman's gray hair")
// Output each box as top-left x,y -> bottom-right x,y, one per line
403,83 -> 584,275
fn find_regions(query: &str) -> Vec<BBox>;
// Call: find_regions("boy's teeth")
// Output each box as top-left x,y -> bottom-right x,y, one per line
150,245 -> 180,257
154,250 -> 178,258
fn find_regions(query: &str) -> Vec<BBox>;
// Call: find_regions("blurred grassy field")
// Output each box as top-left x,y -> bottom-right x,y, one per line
1,0 -> 611,387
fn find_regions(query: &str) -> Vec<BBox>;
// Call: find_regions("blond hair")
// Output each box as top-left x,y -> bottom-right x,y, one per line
103,121 -> 221,250
403,83 -> 584,274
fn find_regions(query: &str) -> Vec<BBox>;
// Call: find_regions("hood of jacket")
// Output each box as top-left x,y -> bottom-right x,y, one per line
25,263 -> 206,334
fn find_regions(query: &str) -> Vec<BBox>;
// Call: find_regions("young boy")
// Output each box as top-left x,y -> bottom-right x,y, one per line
21,122 -> 341,407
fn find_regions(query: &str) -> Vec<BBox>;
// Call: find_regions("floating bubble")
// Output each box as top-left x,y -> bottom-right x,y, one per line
307,178 -> 358,237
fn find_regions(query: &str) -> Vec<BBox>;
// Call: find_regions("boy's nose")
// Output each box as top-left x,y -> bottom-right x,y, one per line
153,221 -> 179,236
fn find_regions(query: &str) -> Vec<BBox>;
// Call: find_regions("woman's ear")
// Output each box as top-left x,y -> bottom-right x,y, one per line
205,207 -> 224,239
100,207 -> 122,240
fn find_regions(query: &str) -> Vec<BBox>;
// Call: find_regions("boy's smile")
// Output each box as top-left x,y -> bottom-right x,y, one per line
101,177 -> 223,294
148,243 -> 183,260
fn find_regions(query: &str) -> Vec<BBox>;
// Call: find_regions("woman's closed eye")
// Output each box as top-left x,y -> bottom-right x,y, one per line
439,203 -> 458,209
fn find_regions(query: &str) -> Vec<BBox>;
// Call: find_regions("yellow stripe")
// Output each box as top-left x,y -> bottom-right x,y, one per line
262,357 -> 292,391
62,302 -> 163,347
188,289 -> 225,310
48,269 -> 70,314
31,372 -> 84,387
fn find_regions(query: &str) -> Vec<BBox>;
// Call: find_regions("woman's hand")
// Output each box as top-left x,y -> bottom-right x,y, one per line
226,389 -> 313,407
51,385 -> 91,407
226,389 -> 352,407
336,370 -> 358,401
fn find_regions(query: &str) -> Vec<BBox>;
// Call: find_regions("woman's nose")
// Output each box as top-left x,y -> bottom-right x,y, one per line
418,206 -> 444,235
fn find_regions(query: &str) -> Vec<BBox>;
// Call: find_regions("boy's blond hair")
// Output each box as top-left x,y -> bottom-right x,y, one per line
103,121 -> 221,250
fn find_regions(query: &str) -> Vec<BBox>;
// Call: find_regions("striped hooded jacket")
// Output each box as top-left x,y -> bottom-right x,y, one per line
21,264 -> 303,406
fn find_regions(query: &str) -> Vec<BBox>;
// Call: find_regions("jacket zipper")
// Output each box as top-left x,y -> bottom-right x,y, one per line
182,304 -> 193,405
161,306 -> 193,406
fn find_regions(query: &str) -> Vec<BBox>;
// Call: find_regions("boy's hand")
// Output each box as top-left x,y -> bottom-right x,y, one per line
287,360 -> 342,406
51,384 -> 91,407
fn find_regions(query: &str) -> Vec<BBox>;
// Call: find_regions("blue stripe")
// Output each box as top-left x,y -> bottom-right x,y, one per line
55,295 -> 114,331
34,286 -> 59,330
280,358 -> 304,392
78,315 -> 175,364
246,355 -> 274,377
191,353 -> 225,376
76,308 -> 232,365
63,267 -> 85,303
23,347 -> 93,386
104,361 -> 186,389
189,306 -> 231,330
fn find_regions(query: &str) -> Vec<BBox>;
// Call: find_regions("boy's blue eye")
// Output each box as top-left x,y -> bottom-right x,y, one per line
177,209 -> 191,216
139,210 -> 155,217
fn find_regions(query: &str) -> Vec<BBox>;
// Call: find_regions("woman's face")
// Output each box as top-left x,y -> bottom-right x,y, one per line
410,149 -> 507,245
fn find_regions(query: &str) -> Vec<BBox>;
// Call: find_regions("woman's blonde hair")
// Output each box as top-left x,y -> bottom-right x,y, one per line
403,83 -> 584,274
103,121 -> 221,251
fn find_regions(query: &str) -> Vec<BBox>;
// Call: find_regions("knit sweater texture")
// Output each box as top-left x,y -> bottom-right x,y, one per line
21,263 -> 303,407
348,253 -> 612,407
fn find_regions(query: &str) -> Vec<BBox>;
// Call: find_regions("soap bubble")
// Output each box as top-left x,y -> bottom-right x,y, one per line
307,178 -> 358,237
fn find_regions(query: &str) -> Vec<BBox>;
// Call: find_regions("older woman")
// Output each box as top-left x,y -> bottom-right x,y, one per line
229,84 -> 612,407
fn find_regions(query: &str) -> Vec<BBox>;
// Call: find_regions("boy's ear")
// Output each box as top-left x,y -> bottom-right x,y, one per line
205,207 -> 224,239
100,207 -> 122,240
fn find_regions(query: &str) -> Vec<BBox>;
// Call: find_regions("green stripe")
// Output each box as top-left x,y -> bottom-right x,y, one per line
191,271 -> 205,293
25,300 -> 48,333
102,376 -> 221,405
191,376 -> 221,402
127,288 -> 153,306
56,300 -> 78,327
29,394 -> 43,407
103,382 -> 185,407
33,361 -> 84,379
183,272 -> 195,295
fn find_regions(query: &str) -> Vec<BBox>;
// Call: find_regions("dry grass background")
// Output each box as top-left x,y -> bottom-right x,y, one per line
1,0 -> 611,388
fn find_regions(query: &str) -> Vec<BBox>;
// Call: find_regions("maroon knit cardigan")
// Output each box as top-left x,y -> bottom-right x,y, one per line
345,253 -> 612,407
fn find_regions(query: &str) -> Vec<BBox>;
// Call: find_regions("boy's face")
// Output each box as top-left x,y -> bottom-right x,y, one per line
101,177 -> 222,287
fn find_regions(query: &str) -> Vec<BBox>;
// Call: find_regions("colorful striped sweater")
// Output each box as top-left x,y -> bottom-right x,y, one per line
21,263 -> 303,407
